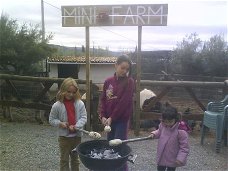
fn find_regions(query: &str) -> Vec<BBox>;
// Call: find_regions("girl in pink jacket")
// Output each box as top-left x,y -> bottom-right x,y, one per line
150,104 -> 190,171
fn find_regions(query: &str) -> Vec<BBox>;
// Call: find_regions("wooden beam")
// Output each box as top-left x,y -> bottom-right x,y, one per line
85,26 -> 91,130
135,26 -> 142,136
5,80 -> 23,101
185,87 -> 206,111
140,80 -> 225,88
140,111 -> 203,121
62,4 -> 168,27
33,82 -> 53,102
223,80 -> 228,95
0,74 -> 86,84
0,100 -> 51,110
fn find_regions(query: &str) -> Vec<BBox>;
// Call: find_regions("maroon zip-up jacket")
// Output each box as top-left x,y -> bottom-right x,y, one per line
100,74 -> 135,122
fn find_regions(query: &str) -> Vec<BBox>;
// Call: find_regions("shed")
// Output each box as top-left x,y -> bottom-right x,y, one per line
47,56 -> 117,91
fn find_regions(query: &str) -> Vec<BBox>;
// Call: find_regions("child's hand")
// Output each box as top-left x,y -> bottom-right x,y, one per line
101,117 -> 107,125
106,117 -> 112,126
175,160 -> 182,166
68,125 -> 76,132
149,133 -> 154,139
59,122 -> 68,129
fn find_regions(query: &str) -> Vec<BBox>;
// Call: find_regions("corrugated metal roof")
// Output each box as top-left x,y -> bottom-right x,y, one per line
47,56 -> 117,64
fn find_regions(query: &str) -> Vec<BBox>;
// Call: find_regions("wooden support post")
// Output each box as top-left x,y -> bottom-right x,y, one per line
85,26 -> 91,130
5,80 -> 23,101
35,110 -> 43,124
8,106 -> 13,122
135,26 -> 142,136
2,106 -> 7,118
223,80 -> 228,96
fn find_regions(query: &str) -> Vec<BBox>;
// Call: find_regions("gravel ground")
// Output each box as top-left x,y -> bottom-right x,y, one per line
0,120 -> 227,171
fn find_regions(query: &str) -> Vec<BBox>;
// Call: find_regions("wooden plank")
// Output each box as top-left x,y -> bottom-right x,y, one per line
185,87 -> 206,111
0,74 -> 86,84
140,80 -> 225,88
5,80 -> 23,101
223,80 -> 228,95
85,26 -> 91,130
140,112 -> 204,121
135,26 -> 142,136
62,4 -> 168,27
33,82 -> 53,102
0,100 -> 51,110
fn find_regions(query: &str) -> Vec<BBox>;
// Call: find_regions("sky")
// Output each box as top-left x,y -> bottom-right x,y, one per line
1,0 -> 227,51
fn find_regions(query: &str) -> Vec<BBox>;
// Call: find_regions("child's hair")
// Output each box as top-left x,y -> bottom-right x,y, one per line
56,77 -> 81,102
116,54 -> 132,77
161,102 -> 180,122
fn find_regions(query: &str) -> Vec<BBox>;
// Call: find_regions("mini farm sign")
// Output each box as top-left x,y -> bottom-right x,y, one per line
62,4 -> 168,27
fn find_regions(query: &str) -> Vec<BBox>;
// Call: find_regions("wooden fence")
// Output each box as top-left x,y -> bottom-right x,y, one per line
1,74 -> 228,135
133,80 -> 228,135
0,74 -> 100,130
141,73 -> 228,82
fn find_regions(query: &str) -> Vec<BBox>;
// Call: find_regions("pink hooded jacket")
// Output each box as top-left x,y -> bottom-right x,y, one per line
151,122 -> 189,167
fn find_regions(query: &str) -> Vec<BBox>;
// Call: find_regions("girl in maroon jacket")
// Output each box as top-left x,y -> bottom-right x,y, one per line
100,54 -> 135,143
100,54 -> 134,171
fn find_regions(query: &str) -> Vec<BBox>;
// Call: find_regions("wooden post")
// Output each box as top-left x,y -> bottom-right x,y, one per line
85,26 -> 91,130
223,80 -> 228,96
41,0 -> 45,42
135,26 -> 142,136
8,106 -> 12,122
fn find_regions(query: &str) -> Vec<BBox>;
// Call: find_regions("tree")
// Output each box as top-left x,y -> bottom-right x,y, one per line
0,13 -> 56,75
170,33 -> 204,75
170,33 -> 228,77
201,35 -> 228,77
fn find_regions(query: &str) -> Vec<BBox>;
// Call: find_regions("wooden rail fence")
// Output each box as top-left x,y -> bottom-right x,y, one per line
134,80 -> 228,135
0,74 -> 100,128
1,74 -> 228,135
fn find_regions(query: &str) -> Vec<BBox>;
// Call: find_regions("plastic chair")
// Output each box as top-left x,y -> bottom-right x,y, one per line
201,95 -> 228,153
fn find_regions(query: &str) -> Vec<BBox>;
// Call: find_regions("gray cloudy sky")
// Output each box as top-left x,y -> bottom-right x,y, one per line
1,0 -> 227,51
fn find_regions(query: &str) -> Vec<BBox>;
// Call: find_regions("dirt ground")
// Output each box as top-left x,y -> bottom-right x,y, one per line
0,119 -> 227,171
1,96 -> 227,171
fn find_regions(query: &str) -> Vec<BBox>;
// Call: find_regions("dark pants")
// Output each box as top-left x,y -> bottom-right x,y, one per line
107,121 -> 129,141
107,121 -> 129,171
157,165 -> 176,171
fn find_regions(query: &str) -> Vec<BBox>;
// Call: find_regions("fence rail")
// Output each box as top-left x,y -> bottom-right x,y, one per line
0,74 -> 99,128
133,79 -> 228,135
1,74 -> 228,135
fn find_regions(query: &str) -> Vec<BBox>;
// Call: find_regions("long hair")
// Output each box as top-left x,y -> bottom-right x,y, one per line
116,54 -> 133,77
56,77 -> 81,102
115,54 -> 133,90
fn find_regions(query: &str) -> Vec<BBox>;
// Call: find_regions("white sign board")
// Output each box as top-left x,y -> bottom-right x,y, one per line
62,4 -> 168,27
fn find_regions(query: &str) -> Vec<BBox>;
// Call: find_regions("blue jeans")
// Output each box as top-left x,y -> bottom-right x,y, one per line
107,121 -> 129,171
107,121 -> 129,141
